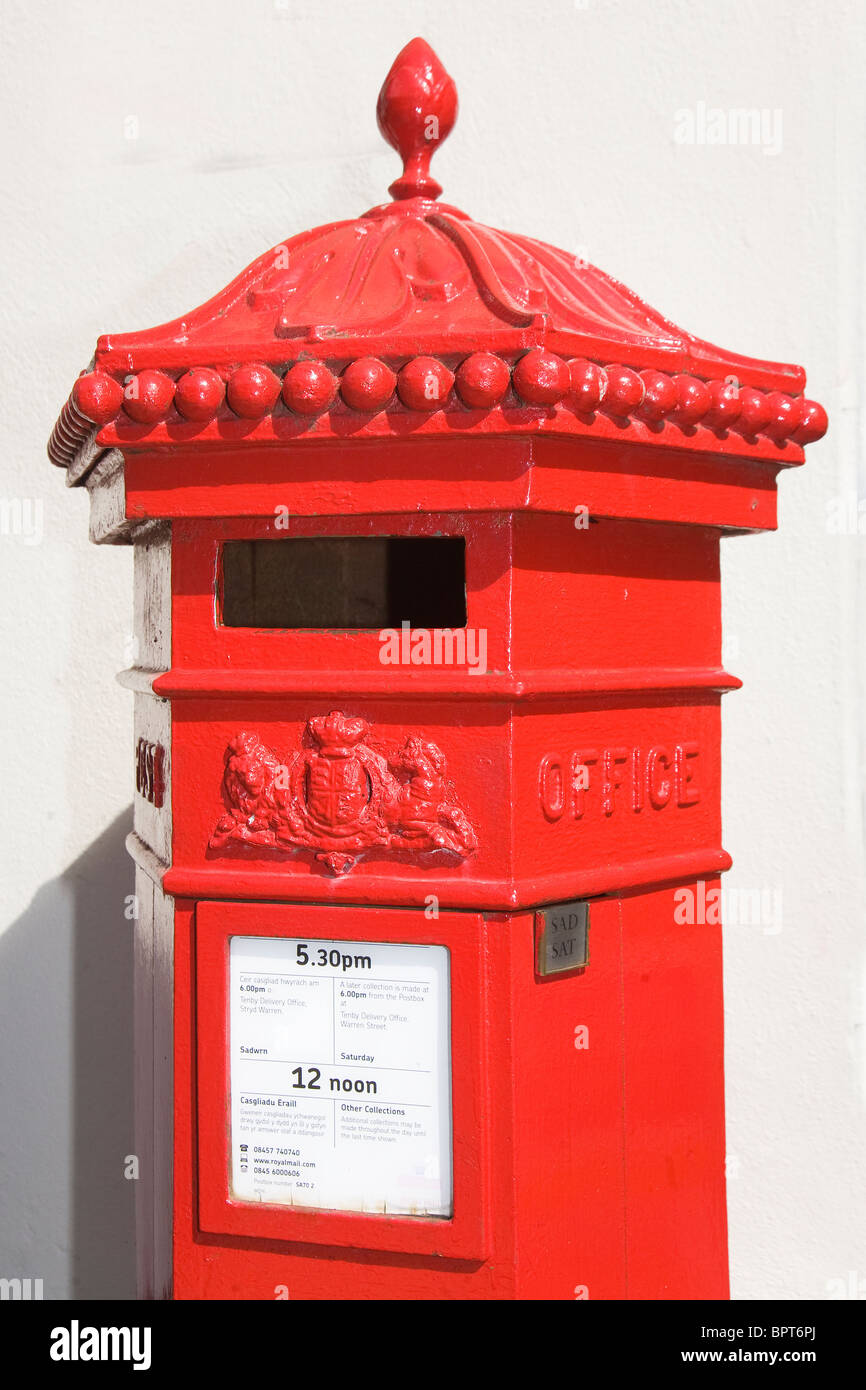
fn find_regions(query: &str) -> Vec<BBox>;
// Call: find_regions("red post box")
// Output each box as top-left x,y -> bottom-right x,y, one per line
48,39 -> 827,1301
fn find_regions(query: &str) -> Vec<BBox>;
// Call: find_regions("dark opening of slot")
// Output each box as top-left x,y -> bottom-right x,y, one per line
220,537 -> 467,629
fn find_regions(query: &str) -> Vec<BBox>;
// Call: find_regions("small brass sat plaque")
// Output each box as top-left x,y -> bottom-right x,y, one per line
535,900 -> 590,977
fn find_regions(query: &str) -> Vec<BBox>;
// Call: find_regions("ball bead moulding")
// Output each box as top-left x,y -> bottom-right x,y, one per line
339,357 -> 397,412
455,352 -> 511,408
175,367 -> 225,422
281,361 -> 337,417
568,359 -> 607,413
72,371 -> 124,425
226,364 -> 281,419
397,356 -> 454,411
513,349 -> 570,406
122,369 -> 176,424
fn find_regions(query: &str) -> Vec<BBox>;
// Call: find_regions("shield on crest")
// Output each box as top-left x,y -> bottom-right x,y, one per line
305,751 -> 370,832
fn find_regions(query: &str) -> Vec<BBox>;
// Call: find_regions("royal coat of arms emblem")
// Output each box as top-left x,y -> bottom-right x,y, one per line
209,711 -> 477,876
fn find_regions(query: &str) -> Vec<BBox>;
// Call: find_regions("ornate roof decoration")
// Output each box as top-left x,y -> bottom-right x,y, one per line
48,37 -> 827,473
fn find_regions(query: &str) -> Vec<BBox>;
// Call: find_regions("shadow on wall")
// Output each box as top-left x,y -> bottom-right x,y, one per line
0,810 -> 137,1299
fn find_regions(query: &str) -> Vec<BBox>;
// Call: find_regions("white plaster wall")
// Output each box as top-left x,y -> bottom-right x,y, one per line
0,0 -> 862,1299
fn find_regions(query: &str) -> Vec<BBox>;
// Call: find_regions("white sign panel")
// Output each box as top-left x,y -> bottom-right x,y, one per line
229,935 -> 452,1218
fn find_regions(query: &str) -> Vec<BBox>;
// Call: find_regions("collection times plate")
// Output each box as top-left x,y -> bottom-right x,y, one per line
229,935 -> 452,1217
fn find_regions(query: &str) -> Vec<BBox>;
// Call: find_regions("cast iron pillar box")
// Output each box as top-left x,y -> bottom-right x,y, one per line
48,39 -> 827,1301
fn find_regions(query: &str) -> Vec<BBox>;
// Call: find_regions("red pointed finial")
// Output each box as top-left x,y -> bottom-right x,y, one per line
376,38 -> 458,202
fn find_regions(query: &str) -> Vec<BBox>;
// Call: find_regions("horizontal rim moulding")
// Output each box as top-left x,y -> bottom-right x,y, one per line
48,355 -> 827,470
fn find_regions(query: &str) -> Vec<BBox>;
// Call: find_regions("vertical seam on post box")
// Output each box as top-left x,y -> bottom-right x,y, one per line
505,512 -> 516,886
617,900 -> 631,1301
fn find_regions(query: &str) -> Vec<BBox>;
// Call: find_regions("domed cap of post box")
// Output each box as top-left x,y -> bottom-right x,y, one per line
48,38 -> 827,488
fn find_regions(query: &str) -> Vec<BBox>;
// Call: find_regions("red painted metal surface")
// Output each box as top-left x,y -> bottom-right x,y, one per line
170,890 -> 727,1299
47,36 -> 826,473
47,37 -> 826,1301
